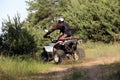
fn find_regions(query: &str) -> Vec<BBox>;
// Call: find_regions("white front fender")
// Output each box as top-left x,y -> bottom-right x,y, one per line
44,46 -> 53,52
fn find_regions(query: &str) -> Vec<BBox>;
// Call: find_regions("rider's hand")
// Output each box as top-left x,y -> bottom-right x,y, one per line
43,34 -> 50,38
43,34 -> 47,38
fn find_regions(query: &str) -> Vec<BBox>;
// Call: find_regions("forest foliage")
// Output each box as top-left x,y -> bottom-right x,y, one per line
0,0 -> 120,55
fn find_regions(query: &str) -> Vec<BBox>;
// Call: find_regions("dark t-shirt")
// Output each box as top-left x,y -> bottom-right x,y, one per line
53,22 -> 72,35
45,22 -> 74,36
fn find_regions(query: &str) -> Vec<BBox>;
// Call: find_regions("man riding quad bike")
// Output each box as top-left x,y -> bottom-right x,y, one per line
42,17 -> 85,64
43,17 -> 73,41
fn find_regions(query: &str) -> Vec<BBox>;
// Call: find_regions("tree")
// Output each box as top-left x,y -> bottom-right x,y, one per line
0,35 -> 3,51
26,0 -> 120,43
62,0 -> 120,42
1,15 -> 36,55
26,0 -> 57,28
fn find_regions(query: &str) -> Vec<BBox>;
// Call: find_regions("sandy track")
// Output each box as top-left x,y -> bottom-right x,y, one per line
49,55 -> 120,72
20,55 -> 120,80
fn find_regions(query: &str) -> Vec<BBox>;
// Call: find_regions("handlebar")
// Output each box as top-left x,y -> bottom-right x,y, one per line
43,35 -> 51,38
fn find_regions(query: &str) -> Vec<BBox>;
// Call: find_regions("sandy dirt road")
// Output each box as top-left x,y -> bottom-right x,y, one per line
21,55 -> 120,80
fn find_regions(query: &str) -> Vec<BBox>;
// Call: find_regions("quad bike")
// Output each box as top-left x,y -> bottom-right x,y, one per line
41,30 -> 85,64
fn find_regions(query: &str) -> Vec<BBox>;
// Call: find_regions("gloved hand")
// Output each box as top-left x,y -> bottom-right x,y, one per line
43,34 -> 48,38
43,34 -> 50,38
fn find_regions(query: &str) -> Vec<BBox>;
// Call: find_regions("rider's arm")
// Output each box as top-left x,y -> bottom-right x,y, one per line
44,26 -> 58,38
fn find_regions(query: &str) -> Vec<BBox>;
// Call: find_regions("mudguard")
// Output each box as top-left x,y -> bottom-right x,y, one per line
44,46 -> 53,52
44,43 -> 55,52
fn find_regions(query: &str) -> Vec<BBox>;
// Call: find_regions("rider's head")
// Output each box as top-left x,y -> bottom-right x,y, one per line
57,17 -> 64,23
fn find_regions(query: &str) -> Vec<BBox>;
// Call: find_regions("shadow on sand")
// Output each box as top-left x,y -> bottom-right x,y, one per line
22,62 -> 120,80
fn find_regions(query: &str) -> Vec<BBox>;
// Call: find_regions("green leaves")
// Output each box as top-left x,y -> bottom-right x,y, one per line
1,15 -> 36,55
61,0 -> 120,43
26,0 -> 120,43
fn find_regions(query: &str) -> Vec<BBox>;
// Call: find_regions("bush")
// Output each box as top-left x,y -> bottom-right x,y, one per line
1,15 -> 36,55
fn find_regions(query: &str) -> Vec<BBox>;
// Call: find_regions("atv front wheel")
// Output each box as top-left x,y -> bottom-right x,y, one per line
54,50 -> 64,64
41,51 -> 48,62
73,48 -> 85,61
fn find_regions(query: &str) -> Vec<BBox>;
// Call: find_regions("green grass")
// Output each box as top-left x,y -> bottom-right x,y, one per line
79,42 -> 120,58
0,56 -> 55,79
